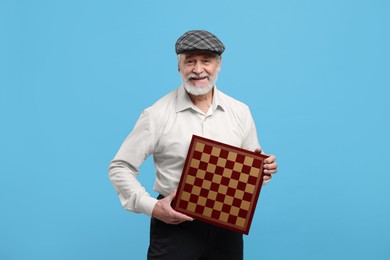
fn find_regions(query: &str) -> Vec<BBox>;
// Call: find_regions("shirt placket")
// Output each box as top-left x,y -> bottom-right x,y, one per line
200,109 -> 213,136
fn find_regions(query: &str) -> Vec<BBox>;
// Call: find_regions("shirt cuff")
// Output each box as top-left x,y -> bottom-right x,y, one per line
262,179 -> 271,185
138,196 -> 158,217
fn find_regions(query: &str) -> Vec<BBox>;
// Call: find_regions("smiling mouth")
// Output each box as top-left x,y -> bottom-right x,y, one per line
189,76 -> 208,81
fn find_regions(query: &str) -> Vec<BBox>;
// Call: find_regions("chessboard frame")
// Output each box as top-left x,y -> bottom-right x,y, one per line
173,135 -> 268,234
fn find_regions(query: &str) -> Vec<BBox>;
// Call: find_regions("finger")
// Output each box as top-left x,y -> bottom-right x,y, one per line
170,220 -> 184,225
264,154 -> 276,164
166,191 -> 176,203
172,209 -> 193,221
263,162 -> 278,170
263,160 -> 277,174
264,169 -> 277,174
176,212 -> 194,222
171,218 -> 191,225
263,174 -> 272,180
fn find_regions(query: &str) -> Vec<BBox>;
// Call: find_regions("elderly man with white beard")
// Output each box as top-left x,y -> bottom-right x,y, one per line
109,30 -> 278,260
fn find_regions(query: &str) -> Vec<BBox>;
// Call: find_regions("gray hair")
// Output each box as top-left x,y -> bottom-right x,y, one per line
177,53 -> 221,64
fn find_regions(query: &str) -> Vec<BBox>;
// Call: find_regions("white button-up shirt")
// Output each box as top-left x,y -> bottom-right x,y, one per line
109,86 -> 261,216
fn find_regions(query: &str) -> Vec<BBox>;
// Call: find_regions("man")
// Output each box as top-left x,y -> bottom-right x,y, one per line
109,30 -> 278,260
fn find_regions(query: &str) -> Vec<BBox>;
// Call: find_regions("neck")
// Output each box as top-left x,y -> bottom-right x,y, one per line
188,87 -> 214,113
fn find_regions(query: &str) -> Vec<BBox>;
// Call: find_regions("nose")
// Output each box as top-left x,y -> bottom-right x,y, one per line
192,62 -> 203,74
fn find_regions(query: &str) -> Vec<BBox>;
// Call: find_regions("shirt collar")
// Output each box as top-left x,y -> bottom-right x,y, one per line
176,85 -> 225,113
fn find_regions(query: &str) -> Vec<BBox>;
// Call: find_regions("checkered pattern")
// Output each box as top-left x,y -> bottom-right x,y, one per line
175,30 -> 225,55
173,135 -> 267,235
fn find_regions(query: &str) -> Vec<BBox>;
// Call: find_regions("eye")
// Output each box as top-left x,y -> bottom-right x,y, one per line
185,59 -> 194,65
203,57 -> 215,65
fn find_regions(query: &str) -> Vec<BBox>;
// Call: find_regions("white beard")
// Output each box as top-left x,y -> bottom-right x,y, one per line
182,73 -> 218,96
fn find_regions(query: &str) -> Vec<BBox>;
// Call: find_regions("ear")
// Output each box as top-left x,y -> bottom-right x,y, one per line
178,65 -> 180,72
217,55 -> 222,72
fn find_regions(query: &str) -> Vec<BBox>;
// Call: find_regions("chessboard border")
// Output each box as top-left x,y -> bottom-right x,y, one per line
173,135 -> 268,235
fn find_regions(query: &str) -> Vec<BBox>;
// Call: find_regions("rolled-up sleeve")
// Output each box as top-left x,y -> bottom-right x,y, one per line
108,110 -> 157,216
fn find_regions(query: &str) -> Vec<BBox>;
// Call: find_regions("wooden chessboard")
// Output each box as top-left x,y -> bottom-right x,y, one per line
173,135 -> 268,234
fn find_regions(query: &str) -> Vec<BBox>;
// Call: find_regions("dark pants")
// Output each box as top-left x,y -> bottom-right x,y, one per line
147,209 -> 243,260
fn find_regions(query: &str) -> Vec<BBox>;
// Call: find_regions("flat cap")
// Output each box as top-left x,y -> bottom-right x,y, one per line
175,30 -> 225,55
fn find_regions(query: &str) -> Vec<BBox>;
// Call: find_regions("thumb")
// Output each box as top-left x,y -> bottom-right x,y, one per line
254,148 -> 262,154
166,190 -> 177,203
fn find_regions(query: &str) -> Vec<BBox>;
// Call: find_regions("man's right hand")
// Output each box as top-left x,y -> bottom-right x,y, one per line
151,191 -> 194,224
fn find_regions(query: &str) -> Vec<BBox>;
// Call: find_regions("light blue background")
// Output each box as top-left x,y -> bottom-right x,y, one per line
1,0 -> 389,259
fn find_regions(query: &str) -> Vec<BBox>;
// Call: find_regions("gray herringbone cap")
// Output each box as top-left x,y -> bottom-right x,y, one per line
175,30 -> 225,55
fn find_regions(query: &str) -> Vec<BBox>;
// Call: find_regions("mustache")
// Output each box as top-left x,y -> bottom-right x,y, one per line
187,73 -> 209,80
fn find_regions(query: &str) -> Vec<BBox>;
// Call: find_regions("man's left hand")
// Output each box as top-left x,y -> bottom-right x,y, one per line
254,148 -> 278,181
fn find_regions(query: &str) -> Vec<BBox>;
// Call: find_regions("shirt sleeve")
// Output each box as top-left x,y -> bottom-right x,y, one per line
241,106 -> 260,152
108,110 -> 158,216
241,107 -> 271,185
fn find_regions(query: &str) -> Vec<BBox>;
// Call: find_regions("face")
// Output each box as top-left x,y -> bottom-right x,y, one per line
178,52 -> 221,96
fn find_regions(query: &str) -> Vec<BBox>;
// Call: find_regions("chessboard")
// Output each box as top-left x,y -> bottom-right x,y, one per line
173,135 -> 268,235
